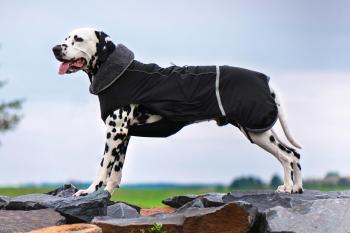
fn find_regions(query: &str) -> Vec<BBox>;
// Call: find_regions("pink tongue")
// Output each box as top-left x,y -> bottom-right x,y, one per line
59,62 -> 70,75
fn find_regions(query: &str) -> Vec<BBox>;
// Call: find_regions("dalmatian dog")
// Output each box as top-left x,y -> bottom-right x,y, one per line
52,28 -> 303,197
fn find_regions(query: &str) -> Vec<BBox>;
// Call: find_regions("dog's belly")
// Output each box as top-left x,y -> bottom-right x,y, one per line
129,118 -> 188,137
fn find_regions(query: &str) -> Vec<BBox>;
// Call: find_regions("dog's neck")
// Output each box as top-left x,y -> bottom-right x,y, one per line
84,32 -> 116,82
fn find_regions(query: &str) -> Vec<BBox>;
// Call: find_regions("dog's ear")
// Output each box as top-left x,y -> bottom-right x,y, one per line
95,31 -> 116,63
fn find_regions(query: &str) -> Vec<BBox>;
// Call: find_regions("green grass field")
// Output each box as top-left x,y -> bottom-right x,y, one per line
0,186 -> 348,208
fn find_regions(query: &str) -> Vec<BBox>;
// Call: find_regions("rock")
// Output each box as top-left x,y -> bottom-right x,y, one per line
6,190 -> 110,223
162,193 -> 225,209
28,223 -> 102,233
46,184 -> 79,198
0,196 -> 9,209
107,202 -> 141,219
6,194 -> 63,210
176,198 -> 206,213
45,190 -> 110,223
201,193 -> 225,207
222,189 -> 350,212
162,194 -> 198,208
264,199 -> 350,233
140,207 -> 176,216
0,209 -> 65,233
112,201 -> 141,213
93,202 -> 254,233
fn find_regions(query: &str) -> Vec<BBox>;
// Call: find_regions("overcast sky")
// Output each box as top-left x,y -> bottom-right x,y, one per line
0,0 -> 350,186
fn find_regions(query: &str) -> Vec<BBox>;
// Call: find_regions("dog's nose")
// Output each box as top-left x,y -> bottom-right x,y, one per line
52,45 -> 62,56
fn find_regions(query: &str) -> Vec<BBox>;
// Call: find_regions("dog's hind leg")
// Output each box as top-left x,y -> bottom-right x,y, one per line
271,129 -> 303,193
239,127 -> 295,193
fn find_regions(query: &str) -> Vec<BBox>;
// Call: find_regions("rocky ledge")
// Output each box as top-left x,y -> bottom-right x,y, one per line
1,185 -> 350,233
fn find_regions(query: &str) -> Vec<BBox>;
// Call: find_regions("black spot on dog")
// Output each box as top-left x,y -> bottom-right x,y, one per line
297,163 -> 302,170
109,121 -> 116,127
119,161 -> 124,168
293,151 -> 301,159
290,162 -> 294,169
95,185 -> 99,191
107,132 -> 111,139
269,135 -> 275,143
111,148 -> 117,156
114,164 -> 121,172
118,110 -> 123,119
113,133 -> 126,141
278,143 -> 286,151
117,144 -> 127,155
98,181 -> 103,187
100,158 -> 104,167
291,171 -> 294,182
105,144 -> 109,153
74,35 -> 84,42
112,114 -> 117,120
107,161 -> 114,168
112,128 -> 117,133
124,116 -> 127,122
271,92 -> 276,99
123,106 -> 132,115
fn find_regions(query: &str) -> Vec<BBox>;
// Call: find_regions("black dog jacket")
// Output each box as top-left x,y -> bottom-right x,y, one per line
90,44 -> 278,133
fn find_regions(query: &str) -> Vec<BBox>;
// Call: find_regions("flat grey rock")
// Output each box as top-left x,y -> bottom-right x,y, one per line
6,188 -> 110,223
6,193 -> 63,210
265,198 -> 350,233
0,209 -> 65,233
0,196 -> 10,209
222,189 -> 350,212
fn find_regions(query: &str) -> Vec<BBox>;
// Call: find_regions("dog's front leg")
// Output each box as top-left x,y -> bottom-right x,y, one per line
74,106 -> 133,196
104,135 -> 130,194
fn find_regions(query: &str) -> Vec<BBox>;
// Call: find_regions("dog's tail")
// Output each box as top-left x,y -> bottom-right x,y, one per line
270,86 -> 302,149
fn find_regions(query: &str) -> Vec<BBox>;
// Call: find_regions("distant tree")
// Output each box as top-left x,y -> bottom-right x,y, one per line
338,178 -> 350,186
269,174 -> 283,188
324,171 -> 340,179
229,176 -> 265,189
0,45 -> 23,144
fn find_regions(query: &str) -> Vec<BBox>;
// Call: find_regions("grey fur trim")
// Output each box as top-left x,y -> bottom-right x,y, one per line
90,44 -> 134,95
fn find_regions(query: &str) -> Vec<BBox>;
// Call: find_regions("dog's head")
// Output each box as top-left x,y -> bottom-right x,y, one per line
52,28 -> 115,76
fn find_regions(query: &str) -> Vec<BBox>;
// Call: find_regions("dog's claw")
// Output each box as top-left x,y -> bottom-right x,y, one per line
292,185 -> 304,194
73,188 -> 94,197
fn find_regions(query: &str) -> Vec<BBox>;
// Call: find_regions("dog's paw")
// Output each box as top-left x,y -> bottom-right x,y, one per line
275,185 -> 292,193
104,184 -> 119,194
73,188 -> 95,197
292,185 -> 304,194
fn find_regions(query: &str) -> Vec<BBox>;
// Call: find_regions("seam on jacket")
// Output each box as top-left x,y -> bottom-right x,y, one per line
215,65 -> 226,116
127,67 -> 217,78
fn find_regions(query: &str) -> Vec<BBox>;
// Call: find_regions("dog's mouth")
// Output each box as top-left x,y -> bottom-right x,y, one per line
58,58 -> 87,75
